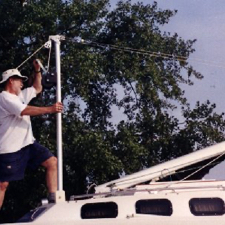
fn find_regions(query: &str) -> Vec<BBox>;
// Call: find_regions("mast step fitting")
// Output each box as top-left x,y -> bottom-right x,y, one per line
55,190 -> 66,203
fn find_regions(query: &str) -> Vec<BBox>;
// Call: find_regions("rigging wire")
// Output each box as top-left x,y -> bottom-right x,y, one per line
156,151 -> 225,192
68,37 -> 225,69
15,36 -> 225,72
104,151 -> 225,189
179,151 -> 225,182
68,37 -> 189,60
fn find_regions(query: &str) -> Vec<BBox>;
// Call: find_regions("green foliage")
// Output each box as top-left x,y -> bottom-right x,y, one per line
0,0 -> 225,223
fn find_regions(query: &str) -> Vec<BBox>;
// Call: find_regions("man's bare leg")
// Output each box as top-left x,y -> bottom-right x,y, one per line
0,182 -> 9,209
41,156 -> 58,201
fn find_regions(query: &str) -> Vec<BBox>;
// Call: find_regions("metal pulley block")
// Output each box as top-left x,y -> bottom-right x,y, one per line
42,70 -> 57,89
44,40 -> 52,49
35,59 -> 56,89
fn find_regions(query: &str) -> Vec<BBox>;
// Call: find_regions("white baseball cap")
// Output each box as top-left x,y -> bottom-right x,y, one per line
0,69 -> 28,85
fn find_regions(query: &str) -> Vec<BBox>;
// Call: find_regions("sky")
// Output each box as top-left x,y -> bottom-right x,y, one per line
110,0 -> 225,119
109,0 -> 225,178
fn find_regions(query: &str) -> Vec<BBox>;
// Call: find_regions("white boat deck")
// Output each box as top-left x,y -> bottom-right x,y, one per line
10,179 -> 225,225
4,142 -> 225,225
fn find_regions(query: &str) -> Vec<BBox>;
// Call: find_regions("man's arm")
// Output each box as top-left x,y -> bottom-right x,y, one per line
21,102 -> 63,116
32,60 -> 43,94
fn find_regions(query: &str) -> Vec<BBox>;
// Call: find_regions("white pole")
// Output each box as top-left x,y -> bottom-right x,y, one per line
55,40 -> 63,191
49,35 -> 65,202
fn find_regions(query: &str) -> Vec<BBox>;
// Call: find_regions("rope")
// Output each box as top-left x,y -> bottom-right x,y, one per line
158,151 -> 225,192
104,150 -> 225,189
180,151 -> 225,182
16,43 -> 47,70
46,44 -> 51,72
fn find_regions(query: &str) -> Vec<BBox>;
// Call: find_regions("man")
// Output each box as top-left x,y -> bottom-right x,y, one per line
0,60 -> 63,209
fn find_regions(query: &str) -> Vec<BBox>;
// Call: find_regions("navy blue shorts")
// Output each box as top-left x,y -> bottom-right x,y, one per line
0,141 -> 54,182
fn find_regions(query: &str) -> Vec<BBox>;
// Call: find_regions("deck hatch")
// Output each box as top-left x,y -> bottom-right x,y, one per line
189,198 -> 224,216
81,202 -> 118,219
135,199 -> 173,216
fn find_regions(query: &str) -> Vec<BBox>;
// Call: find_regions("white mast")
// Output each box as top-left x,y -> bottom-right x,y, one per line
95,141 -> 225,193
49,35 -> 65,202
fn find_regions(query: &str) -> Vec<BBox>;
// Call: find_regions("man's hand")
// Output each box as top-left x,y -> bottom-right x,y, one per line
33,59 -> 41,72
32,59 -> 42,94
51,102 -> 63,113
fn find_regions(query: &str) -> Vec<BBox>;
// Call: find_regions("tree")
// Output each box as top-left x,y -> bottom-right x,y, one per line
0,0 -> 225,223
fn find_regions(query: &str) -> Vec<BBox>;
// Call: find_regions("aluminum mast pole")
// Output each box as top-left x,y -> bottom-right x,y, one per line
49,35 -> 65,202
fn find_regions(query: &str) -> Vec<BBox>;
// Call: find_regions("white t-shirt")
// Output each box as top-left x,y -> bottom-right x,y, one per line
0,87 -> 37,154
